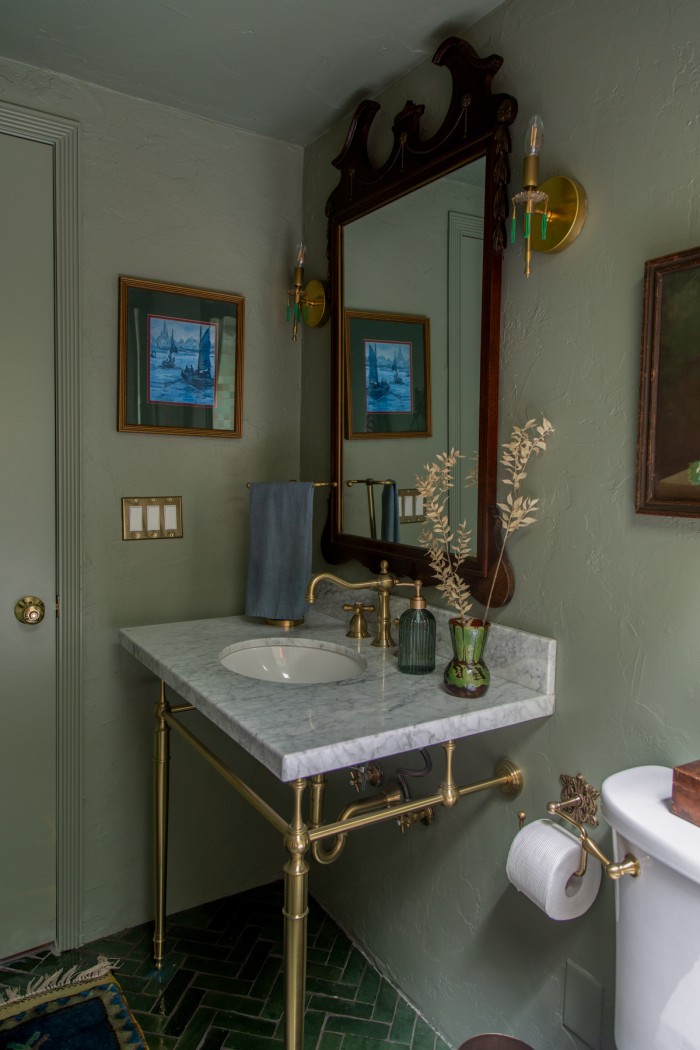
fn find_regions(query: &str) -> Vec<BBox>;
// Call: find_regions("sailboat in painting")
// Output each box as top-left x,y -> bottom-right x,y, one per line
366,344 -> 390,400
160,333 -> 177,368
181,326 -> 214,390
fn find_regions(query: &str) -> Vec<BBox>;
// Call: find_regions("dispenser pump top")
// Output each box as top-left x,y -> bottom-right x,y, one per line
410,580 -> 427,609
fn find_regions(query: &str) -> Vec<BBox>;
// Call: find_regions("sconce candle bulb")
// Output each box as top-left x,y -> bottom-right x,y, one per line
511,114 -> 549,276
294,241 -> 307,285
522,113 -> 544,188
286,240 -> 329,342
510,112 -> 587,277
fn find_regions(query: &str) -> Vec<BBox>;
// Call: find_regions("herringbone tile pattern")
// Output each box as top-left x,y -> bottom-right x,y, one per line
1,882 -> 451,1050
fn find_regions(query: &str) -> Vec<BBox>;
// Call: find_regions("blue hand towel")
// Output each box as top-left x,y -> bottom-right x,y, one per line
245,482 -> 314,621
381,481 -> 400,543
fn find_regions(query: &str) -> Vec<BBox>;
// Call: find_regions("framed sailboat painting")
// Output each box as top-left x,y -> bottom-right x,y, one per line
118,276 -> 244,437
344,309 -> 431,439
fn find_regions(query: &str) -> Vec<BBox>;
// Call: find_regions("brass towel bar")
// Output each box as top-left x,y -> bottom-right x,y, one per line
246,480 -> 336,488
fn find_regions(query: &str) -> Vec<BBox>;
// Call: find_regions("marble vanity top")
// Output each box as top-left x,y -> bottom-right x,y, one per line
120,606 -> 555,782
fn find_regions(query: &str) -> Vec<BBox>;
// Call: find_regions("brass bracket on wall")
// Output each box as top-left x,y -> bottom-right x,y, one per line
546,773 -> 640,881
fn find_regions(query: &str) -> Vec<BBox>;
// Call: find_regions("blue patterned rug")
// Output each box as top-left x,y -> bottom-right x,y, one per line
0,958 -> 147,1049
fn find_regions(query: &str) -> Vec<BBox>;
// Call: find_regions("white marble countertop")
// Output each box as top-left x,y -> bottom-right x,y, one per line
120,607 -> 555,782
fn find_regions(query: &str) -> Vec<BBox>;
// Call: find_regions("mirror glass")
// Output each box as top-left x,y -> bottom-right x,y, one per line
324,37 -> 518,605
342,159 -> 485,544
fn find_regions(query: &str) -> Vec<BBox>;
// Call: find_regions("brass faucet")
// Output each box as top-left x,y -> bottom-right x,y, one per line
305,559 -> 400,648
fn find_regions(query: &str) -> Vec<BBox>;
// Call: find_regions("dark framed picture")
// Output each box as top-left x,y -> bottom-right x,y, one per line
636,245 -> 700,516
118,276 -> 244,437
344,309 -> 431,439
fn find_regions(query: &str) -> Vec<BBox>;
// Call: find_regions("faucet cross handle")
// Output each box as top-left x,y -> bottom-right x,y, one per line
343,602 -> 374,639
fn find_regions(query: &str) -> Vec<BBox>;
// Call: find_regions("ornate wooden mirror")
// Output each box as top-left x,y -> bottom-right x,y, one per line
323,37 -> 518,606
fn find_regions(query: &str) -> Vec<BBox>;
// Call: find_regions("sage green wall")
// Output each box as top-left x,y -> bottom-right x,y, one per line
0,57 -> 303,942
302,0 -> 700,1046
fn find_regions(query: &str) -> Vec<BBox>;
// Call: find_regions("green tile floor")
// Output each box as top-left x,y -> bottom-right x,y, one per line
0,881 -> 451,1050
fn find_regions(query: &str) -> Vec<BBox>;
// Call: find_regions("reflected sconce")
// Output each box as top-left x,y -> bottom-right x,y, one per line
510,114 -> 587,277
286,241 -> 329,341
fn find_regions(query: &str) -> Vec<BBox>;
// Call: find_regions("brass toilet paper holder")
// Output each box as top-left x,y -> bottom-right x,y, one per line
521,773 -> 640,881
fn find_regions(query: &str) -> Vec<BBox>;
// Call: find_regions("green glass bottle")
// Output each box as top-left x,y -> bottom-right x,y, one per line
398,581 -> 436,674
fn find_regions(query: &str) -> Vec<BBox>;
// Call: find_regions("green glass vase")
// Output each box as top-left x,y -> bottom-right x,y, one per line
443,618 -> 490,699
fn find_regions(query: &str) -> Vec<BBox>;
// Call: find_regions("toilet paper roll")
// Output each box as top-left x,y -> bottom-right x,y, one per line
506,818 -> 602,920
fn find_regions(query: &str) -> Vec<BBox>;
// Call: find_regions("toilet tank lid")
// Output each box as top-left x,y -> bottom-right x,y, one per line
601,765 -> 700,885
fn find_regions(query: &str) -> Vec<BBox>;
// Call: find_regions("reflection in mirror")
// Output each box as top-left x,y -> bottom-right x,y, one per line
342,159 -> 485,544
325,37 -> 518,606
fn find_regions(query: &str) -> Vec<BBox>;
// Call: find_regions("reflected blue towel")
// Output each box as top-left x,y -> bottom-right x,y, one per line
245,482 -> 314,621
381,481 -> 400,543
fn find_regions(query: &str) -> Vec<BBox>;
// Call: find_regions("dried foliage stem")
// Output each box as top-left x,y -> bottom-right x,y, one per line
416,449 -> 474,620
416,418 -> 554,625
483,417 -> 555,622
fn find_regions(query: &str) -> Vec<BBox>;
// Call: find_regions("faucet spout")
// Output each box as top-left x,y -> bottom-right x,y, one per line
305,572 -> 369,605
305,560 -> 400,648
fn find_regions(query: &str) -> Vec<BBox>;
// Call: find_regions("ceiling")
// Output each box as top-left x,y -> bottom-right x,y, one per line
0,0 -> 505,145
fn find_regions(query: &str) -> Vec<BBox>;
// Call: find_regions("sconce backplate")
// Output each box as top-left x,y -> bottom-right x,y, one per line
303,279 -> 330,329
531,175 -> 587,254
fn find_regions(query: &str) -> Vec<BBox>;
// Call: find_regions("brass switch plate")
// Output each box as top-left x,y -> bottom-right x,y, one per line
122,496 -> 183,540
398,487 -> 426,524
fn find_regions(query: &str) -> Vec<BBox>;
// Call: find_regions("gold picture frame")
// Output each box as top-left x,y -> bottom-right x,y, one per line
118,275 -> 244,438
344,309 -> 431,440
636,245 -> 700,515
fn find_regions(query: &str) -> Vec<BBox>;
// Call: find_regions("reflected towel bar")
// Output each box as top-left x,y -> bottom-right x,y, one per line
346,478 -> 394,539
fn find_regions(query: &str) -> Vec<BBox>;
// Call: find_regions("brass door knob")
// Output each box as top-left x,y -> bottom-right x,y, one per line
14,596 -> 46,625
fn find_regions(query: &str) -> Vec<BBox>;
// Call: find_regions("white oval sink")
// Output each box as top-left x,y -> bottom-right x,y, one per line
219,639 -> 366,684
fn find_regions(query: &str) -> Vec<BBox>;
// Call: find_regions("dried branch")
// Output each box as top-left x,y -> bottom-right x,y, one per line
416,449 -> 473,619
484,417 -> 554,621
415,419 -> 554,624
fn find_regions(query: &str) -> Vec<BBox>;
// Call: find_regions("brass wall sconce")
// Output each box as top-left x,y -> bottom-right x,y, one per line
286,241 -> 329,341
511,115 -> 587,277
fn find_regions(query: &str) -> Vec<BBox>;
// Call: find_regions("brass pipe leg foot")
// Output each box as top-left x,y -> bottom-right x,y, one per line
153,682 -> 171,966
283,778 -> 309,1050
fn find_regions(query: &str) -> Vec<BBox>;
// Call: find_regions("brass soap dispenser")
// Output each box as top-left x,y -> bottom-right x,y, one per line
397,581 -> 436,675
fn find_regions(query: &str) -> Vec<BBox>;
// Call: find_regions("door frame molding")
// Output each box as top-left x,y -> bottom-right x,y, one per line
0,102 -> 82,950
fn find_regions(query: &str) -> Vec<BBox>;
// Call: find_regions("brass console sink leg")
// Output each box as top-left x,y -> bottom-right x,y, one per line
153,682 -> 171,969
283,778 -> 309,1050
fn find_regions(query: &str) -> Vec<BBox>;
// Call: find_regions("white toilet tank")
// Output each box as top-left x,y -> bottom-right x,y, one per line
601,765 -> 700,1050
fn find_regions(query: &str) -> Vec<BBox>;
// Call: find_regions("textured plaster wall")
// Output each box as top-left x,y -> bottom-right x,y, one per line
302,0 -> 700,1046
0,58 -> 303,941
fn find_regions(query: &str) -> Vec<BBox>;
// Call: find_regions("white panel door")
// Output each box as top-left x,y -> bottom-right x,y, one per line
0,130 -> 57,957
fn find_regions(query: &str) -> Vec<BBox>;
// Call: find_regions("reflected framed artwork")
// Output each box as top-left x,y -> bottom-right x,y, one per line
344,309 -> 431,439
636,245 -> 700,516
118,276 -> 244,437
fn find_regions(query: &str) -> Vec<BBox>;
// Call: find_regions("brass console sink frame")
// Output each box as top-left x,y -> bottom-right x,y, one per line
152,683 -> 523,1050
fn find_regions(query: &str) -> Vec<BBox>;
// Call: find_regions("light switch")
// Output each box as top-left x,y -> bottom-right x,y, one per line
122,497 -> 183,540
146,504 -> 160,532
398,487 -> 426,525
129,505 -> 144,532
